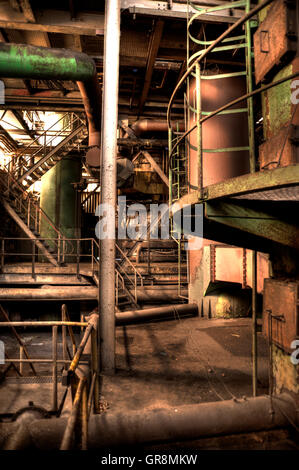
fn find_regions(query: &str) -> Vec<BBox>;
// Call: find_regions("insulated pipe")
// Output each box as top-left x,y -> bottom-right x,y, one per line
99,0 -> 120,373
0,286 -> 188,301
0,43 -> 101,162
1,393 -> 296,449
115,303 -> 198,325
131,119 -> 184,136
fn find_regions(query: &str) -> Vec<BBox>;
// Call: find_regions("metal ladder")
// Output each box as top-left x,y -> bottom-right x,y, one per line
168,0 -> 256,296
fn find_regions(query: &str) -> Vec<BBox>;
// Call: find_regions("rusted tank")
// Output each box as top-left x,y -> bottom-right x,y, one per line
187,73 -> 267,314
188,73 -> 250,188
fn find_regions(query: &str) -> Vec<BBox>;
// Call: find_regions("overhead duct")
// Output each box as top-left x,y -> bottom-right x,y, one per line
130,119 -> 184,136
0,43 -> 101,165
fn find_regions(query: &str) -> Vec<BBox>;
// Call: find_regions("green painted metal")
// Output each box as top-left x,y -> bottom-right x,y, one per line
201,108 -> 248,116
200,71 -> 247,79
245,0 -> 255,173
0,43 -> 96,81
202,146 -> 250,153
205,199 -> 299,250
189,0 -> 246,15
177,164 -> 299,205
40,156 -> 81,256
262,64 -> 293,140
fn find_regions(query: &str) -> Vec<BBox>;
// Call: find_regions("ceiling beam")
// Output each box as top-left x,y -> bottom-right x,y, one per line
18,0 -> 35,23
122,0 -> 243,23
0,8 -> 104,35
138,19 -> 164,115
11,109 -> 35,138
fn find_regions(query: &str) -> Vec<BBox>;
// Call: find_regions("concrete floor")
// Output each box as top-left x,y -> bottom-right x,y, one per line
0,315 -> 298,450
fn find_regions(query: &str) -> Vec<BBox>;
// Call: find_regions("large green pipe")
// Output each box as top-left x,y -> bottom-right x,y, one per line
0,43 -> 101,156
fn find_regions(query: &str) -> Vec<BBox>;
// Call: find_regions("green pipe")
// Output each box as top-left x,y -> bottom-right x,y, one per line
0,43 -> 101,152
0,43 -> 95,81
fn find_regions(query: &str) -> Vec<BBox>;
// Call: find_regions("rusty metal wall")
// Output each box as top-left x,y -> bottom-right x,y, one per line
262,279 -> 299,354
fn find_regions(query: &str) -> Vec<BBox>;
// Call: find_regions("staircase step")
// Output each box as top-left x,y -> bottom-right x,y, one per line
117,300 -> 133,306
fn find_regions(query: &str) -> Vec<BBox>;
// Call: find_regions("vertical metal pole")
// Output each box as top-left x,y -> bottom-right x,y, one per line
252,249 -> 257,396
91,327 -> 100,413
168,128 -> 172,208
99,0 -> 120,373
245,0 -> 258,397
62,304 -> 68,371
76,239 -> 80,279
52,325 -> 58,412
27,198 -> 31,227
195,62 -> 202,198
245,0 -> 255,174
58,233 -> 61,265
91,240 -> 94,278
81,383 -> 88,450
19,346 -> 24,376
1,239 -> 4,273
62,237 -> 65,264
32,239 -> 35,279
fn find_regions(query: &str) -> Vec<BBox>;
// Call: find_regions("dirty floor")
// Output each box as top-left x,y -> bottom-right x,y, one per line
0,316 -> 298,450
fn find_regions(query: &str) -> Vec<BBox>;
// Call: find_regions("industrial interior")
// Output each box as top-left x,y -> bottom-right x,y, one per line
0,0 -> 298,451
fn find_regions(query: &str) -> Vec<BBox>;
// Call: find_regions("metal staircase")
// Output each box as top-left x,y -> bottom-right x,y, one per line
8,113 -> 87,190
0,113 -> 87,266
0,172 -> 71,266
91,239 -> 142,310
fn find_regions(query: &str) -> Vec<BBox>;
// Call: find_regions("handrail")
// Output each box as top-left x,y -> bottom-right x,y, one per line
116,242 -> 144,285
0,307 -> 99,447
1,170 -> 63,238
167,0 -> 275,128
168,71 -> 299,164
8,113 -> 84,176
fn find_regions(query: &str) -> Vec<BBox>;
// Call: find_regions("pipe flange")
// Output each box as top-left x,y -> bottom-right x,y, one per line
12,402 -> 50,422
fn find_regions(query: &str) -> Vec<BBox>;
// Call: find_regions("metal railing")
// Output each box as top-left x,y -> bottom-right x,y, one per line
6,112 -> 86,182
0,304 -> 99,450
92,238 -> 143,307
0,237 -> 99,276
0,236 -> 144,307
0,170 -> 74,258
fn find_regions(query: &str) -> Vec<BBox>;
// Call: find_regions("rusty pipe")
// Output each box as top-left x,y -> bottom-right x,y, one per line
2,393 -> 296,449
115,303 -> 198,325
131,119 -> 184,137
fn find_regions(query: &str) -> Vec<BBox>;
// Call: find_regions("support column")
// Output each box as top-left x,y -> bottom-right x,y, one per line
99,0 -> 120,373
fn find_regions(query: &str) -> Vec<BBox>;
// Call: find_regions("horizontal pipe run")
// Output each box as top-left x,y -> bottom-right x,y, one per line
131,119 -> 184,136
0,43 -> 101,157
0,321 -> 87,327
2,359 -> 89,364
0,286 -> 188,302
115,303 -> 198,325
2,393 -> 296,449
